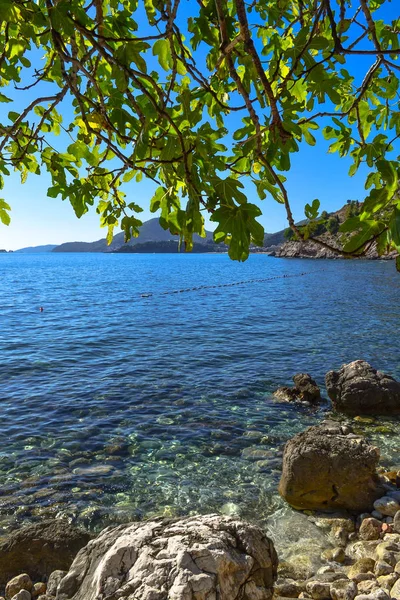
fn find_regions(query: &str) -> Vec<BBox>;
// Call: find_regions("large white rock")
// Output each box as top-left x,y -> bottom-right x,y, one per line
56,515 -> 278,600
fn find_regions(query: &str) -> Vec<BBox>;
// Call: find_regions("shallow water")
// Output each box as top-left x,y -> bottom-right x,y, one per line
0,253 -> 400,538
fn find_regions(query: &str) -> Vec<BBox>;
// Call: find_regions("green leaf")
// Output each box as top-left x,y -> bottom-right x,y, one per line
0,1 -> 18,21
0,199 -> 11,225
8,111 -> 20,123
361,187 -> 389,219
339,216 -> 361,233
304,199 -> 320,220
343,220 -> 382,253
377,229 -> 389,256
210,177 -> 247,205
47,186 -> 60,198
390,207 -> 400,249
150,186 -> 168,213
0,93 -> 12,103
376,159 -> 398,195
122,170 -> 136,183
153,39 -> 172,71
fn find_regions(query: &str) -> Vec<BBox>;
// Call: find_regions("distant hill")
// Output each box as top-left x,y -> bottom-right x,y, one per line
264,217 -> 309,249
115,240 -> 224,253
264,230 -> 286,248
53,218 -> 214,252
15,244 -> 57,253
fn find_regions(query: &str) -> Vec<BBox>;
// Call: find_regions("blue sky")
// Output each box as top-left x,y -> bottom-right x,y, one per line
0,1 -> 397,250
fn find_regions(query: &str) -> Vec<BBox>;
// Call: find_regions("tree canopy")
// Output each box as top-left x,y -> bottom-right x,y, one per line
0,0 -> 399,261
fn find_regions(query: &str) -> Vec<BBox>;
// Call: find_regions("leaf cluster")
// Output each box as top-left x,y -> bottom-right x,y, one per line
0,0 -> 399,261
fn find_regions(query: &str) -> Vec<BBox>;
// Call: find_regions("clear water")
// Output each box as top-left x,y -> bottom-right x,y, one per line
1,253 -> 400,539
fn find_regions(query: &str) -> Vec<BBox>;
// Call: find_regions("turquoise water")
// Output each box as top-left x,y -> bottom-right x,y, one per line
1,253 -> 400,534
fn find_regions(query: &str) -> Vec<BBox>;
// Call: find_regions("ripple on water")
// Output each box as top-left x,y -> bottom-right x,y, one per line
0,253 -> 400,551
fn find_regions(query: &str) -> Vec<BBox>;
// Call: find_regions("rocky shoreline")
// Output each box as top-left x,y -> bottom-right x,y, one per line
270,240 -> 397,260
2,360 -> 400,599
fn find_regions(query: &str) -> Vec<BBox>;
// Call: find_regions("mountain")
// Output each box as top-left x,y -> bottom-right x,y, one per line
15,244 -> 57,253
115,240 -> 224,253
53,218 -> 214,252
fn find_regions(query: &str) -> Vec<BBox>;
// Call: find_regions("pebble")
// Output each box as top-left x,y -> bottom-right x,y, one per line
393,510 -> 400,534
72,464 -> 114,476
375,541 -> 400,566
317,567 -> 337,575
352,574 -> 376,584
383,532 -> 400,543
6,574 -> 33,599
330,579 -> 357,600
241,447 -> 273,461
380,524 -> 392,534
321,548 -> 346,563
347,541 -> 380,561
347,558 -> 376,579
305,581 -> 331,600
373,497 -> 400,517
371,512 -> 383,520
274,579 -> 303,598
357,580 -> 379,595
386,491 -> 400,503
390,577 -> 400,597
32,583 -> 46,597
384,516 -> 393,524
376,573 -> 398,590
359,519 -> 381,541
11,591 -> 31,600
354,590 -> 389,600
373,561 -> 393,577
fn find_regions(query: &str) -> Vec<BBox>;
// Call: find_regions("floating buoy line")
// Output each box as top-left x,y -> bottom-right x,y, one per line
139,270 -> 324,300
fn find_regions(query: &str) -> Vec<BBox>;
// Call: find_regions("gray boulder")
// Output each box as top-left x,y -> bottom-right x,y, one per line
279,422 -> 384,511
47,571 -> 67,597
56,514 -> 278,600
0,521 -> 90,585
325,361 -> 400,415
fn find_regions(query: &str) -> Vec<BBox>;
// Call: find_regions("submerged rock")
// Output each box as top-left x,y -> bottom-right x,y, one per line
56,514 -> 278,600
0,521 -> 90,585
268,506 -> 331,579
325,361 -> 400,415
279,423 -> 384,512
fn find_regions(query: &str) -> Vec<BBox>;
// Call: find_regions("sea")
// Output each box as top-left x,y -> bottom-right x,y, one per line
1,252 -> 400,555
